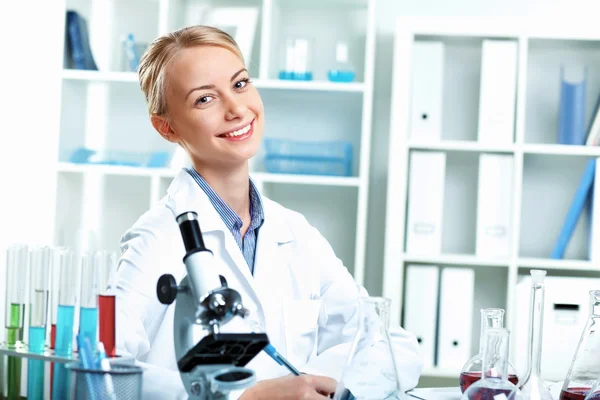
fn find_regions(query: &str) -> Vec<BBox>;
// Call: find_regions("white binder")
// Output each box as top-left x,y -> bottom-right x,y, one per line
514,275 -> 600,381
590,157 -> 600,262
409,41 -> 445,142
406,151 -> 446,255
437,267 -> 474,369
476,154 -> 514,258
477,40 -> 518,145
403,265 -> 440,368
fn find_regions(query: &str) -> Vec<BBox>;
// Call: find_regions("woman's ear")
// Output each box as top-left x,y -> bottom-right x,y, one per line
151,114 -> 179,143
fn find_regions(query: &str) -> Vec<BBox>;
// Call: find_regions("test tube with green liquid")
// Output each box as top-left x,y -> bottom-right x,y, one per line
4,244 -> 29,400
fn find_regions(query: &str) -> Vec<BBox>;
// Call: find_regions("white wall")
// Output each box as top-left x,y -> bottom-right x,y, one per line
363,0 -> 600,295
0,0 -> 64,342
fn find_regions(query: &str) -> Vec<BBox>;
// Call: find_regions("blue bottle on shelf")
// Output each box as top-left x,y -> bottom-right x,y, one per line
558,65 -> 587,145
328,42 -> 355,83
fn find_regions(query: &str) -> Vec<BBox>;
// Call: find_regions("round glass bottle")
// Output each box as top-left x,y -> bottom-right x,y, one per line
460,308 -> 519,393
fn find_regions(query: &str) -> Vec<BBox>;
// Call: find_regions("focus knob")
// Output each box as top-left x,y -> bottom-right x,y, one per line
157,274 -> 178,305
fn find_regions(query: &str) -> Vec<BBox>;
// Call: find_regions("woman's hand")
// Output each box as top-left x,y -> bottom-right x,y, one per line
240,374 -> 337,400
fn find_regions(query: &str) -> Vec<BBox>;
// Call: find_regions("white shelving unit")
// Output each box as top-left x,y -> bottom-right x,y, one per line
54,0 -> 376,284
383,17 -> 600,379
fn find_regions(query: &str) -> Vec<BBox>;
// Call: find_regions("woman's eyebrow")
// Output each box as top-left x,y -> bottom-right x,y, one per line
185,68 -> 248,99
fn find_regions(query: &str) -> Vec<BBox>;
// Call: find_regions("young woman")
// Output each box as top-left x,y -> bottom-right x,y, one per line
113,25 -> 423,399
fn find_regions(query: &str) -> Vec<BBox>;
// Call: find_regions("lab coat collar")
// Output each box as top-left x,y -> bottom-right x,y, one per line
165,168 -> 294,244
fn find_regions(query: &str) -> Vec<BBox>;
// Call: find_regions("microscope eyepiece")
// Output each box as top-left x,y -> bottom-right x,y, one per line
176,211 -> 209,255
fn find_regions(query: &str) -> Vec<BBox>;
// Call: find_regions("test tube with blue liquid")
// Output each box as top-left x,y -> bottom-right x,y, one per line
27,246 -> 51,400
3,244 -> 28,400
79,251 -> 103,352
52,248 -> 79,400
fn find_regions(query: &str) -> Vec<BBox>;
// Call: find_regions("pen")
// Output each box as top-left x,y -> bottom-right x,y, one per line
97,342 -> 117,400
263,343 -> 302,376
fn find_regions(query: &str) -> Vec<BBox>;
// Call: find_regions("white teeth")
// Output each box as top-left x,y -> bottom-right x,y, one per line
224,123 -> 251,137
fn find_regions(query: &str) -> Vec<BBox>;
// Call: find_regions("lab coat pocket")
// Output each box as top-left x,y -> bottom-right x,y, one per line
283,299 -> 322,366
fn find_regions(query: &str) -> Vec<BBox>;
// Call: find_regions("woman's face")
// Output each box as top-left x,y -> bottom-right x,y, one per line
156,45 -> 264,169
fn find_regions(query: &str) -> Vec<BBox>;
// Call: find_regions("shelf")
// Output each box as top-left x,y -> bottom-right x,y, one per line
421,367 -> 460,379
56,162 -> 171,177
254,79 -> 365,93
61,70 -> 366,93
523,144 -> 600,157
62,69 -> 138,83
56,163 -> 362,187
518,257 -> 600,272
409,140 -> 515,153
403,253 -> 509,267
252,172 -> 362,186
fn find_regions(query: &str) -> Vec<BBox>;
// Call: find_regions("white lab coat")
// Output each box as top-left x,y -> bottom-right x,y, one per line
113,169 -> 423,399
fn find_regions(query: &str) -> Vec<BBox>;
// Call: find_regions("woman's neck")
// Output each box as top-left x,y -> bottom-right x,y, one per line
192,161 -> 250,217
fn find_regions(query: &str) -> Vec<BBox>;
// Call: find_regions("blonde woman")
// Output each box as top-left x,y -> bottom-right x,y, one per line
113,25 -> 423,399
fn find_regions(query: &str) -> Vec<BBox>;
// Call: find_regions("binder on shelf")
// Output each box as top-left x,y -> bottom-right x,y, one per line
551,158 -> 596,259
65,11 -> 98,71
590,158 -> 600,262
585,92 -> 600,146
405,151 -> 446,255
477,40 -> 518,145
403,265 -> 440,368
514,275 -> 600,381
437,267 -> 474,370
558,65 -> 587,145
475,154 -> 514,258
409,42 -> 445,142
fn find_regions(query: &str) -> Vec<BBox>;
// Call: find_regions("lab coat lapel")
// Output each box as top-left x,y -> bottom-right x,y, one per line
166,170 -> 261,307
252,199 -> 294,350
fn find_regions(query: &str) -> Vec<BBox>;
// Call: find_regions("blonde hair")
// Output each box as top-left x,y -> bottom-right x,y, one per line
138,25 -> 244,117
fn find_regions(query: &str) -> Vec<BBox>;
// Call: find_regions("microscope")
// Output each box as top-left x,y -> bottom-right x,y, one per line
156,211 -> 269,399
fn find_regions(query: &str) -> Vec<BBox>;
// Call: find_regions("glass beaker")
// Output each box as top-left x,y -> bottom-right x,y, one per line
461,327 -> 523,400
460,308 -> 519,393
333,296 -> 402,400
519,270 -> 552,400
560,290 -> 600,400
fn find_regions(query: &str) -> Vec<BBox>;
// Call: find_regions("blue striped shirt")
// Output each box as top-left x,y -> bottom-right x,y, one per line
185,167 -> 265,273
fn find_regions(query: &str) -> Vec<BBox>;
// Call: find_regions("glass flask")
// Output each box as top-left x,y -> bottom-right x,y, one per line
518,270 -> 553,400
333,296 -> 402,400
583,379 -> 600,400
559,290 -> 600,400
460,308 -> 519,393
461,327 -> 523,400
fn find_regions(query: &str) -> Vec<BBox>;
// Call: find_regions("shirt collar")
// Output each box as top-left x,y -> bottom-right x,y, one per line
185,167 -> 264,233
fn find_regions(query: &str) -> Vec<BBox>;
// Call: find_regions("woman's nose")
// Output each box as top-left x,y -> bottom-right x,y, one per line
224,95 -> 246,120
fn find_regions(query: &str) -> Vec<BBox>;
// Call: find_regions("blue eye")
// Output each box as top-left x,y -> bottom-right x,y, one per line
235,78 -> 251,89
196,96 -> 213,106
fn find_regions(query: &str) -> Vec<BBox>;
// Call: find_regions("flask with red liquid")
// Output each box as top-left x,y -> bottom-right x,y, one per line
460,327 -> 523,400
460,308 -> 519,393
559,290 -> 600,400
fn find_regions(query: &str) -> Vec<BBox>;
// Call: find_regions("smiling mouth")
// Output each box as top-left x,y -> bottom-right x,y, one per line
218,120 -> 254,138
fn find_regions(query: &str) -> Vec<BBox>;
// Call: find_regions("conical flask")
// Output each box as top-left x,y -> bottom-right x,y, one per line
583,378 -> 600,400
560,290 -> 600,400
333,296 -> 402,400
460,308 -> 519,393
518,270 -> 552,400
461,327 -> 523,400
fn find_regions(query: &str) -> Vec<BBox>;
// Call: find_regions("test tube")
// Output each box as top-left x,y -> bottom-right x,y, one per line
98,251 -> 117,357
48,247 -> 67,396
27,246 -> 51,400
79,251 -> 101,351
4,244 -> 29,400
52,248 -> 79,400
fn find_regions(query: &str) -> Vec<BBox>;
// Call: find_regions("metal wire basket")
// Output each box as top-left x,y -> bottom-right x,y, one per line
66,362 -> 143,400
